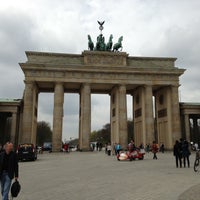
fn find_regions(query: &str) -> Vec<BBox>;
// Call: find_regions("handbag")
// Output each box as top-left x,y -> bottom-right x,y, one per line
11,179 -> 21,198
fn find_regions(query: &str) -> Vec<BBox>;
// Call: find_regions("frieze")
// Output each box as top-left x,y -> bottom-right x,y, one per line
85,54 -> 125,66
25,69 -> 180,85
26,70 -> 64,78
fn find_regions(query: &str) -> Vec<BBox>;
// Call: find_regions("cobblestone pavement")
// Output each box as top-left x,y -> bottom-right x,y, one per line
17,151 -> 200,200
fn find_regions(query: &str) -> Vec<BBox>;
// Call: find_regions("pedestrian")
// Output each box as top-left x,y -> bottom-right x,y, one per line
128,140 -> 135,153
93,143 -> 95,151
146,144 -> 150,153
115,143 -> 121,155
160,143 -> 165,153
96,142 -> 99,151
99,143 -> 102,151
0,142 -> 19,200
173,140 -> 182,168
105,143 -> 108,154
139,143 -> 145,154
152,141 -> 158,159
182,140 -> 190,168
107,143 -> 112,156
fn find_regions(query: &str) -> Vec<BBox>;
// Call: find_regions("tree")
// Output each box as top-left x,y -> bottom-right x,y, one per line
36,121 -> 52,146
90,120 -> 134,145
90,123 -> 111,144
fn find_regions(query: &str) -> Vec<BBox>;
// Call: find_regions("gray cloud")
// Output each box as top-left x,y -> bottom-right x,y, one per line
0,0 -> 199,140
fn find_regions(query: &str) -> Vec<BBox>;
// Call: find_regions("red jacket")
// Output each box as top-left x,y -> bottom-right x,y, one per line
152,144 -> 158,153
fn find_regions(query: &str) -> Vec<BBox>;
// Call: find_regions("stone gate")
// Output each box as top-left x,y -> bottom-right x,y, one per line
19,50 -> 185,151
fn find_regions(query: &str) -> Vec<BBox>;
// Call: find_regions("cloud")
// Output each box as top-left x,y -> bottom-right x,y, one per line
0,0 -> 200,140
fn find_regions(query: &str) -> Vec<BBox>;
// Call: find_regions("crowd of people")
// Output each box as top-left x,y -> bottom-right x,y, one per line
104,140 -> 163,159
0,138 -> 193,199
103,138 -> 192,168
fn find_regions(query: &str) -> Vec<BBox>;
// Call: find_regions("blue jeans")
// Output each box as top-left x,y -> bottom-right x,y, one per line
1,172 -> 12,200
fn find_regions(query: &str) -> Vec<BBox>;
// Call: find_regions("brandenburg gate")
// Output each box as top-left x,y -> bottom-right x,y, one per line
19,22 -> 185,151
19,50 -> 184,151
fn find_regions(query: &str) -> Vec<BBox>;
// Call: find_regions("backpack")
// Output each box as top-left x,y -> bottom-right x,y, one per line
11,180 -> 21,198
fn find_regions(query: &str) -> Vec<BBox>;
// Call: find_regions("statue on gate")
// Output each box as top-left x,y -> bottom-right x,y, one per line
113,36 -> 123,52
87,21 -> 123,52
106,34 -> 113,51
88,35 -> 94,51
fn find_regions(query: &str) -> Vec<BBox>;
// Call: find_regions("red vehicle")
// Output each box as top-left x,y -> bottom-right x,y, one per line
117,148 -> 145,161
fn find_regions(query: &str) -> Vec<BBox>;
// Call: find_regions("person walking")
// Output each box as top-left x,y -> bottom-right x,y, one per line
115,143 -> 121,155
107,143 -> 112,156
0,142 -> 19,200
128,140 -> 135,153
152,141 -> 158,159
160,143 -> 165,153
182,140 -> 190,168
173,140 -> 182,168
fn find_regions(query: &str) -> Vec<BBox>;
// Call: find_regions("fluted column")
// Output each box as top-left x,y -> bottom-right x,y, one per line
118,85 -> 128,149
171,85 -> 181,143
79,83 -> 91,151
10,112 -> 17,144
184,114 -> 190,142
22,81 -> 34,143
52,82 -> 64,151
193,116 -> 199,143
144,85 -> 154,144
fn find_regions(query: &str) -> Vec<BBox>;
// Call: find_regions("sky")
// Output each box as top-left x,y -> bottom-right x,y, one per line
0,0 -> 200,140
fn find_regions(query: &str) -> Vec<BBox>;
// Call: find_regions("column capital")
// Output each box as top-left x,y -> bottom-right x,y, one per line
81,82 -> 90,87
54,82 -> 64,87
118,84 -> 126,91
144,84 -> 152,88
80,83 -> 91,91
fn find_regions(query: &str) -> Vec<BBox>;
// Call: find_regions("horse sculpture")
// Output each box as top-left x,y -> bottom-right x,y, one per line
113,36 -> 123,52
106,34 -> 113,51
95,34 -> 106,51
88,35 -> 94,51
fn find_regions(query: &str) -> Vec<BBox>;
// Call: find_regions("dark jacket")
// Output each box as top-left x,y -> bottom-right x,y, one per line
182,141 -> 191,157
0,151 -> 19,179
173,142 -> 181,157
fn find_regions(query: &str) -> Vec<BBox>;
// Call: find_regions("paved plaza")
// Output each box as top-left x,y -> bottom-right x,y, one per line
17,151 -> 200,200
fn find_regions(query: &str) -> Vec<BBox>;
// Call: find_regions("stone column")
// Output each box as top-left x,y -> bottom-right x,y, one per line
110,87 -> 118,150
193,116 -> 199,143
52,82 -> 64,151
118,85 -> 128,149
79,83 -> 91,151
144,85 -> 154,144
184,114 -> 190,142
10,112 -> 17,144
21,81 -> 34,143
171,85 -> 181,144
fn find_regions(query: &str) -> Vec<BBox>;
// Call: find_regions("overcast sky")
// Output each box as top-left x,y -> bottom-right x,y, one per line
0,0 -> 199,140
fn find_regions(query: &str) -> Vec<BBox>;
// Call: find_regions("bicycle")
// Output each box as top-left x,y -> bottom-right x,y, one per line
194,149 -> 200,172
